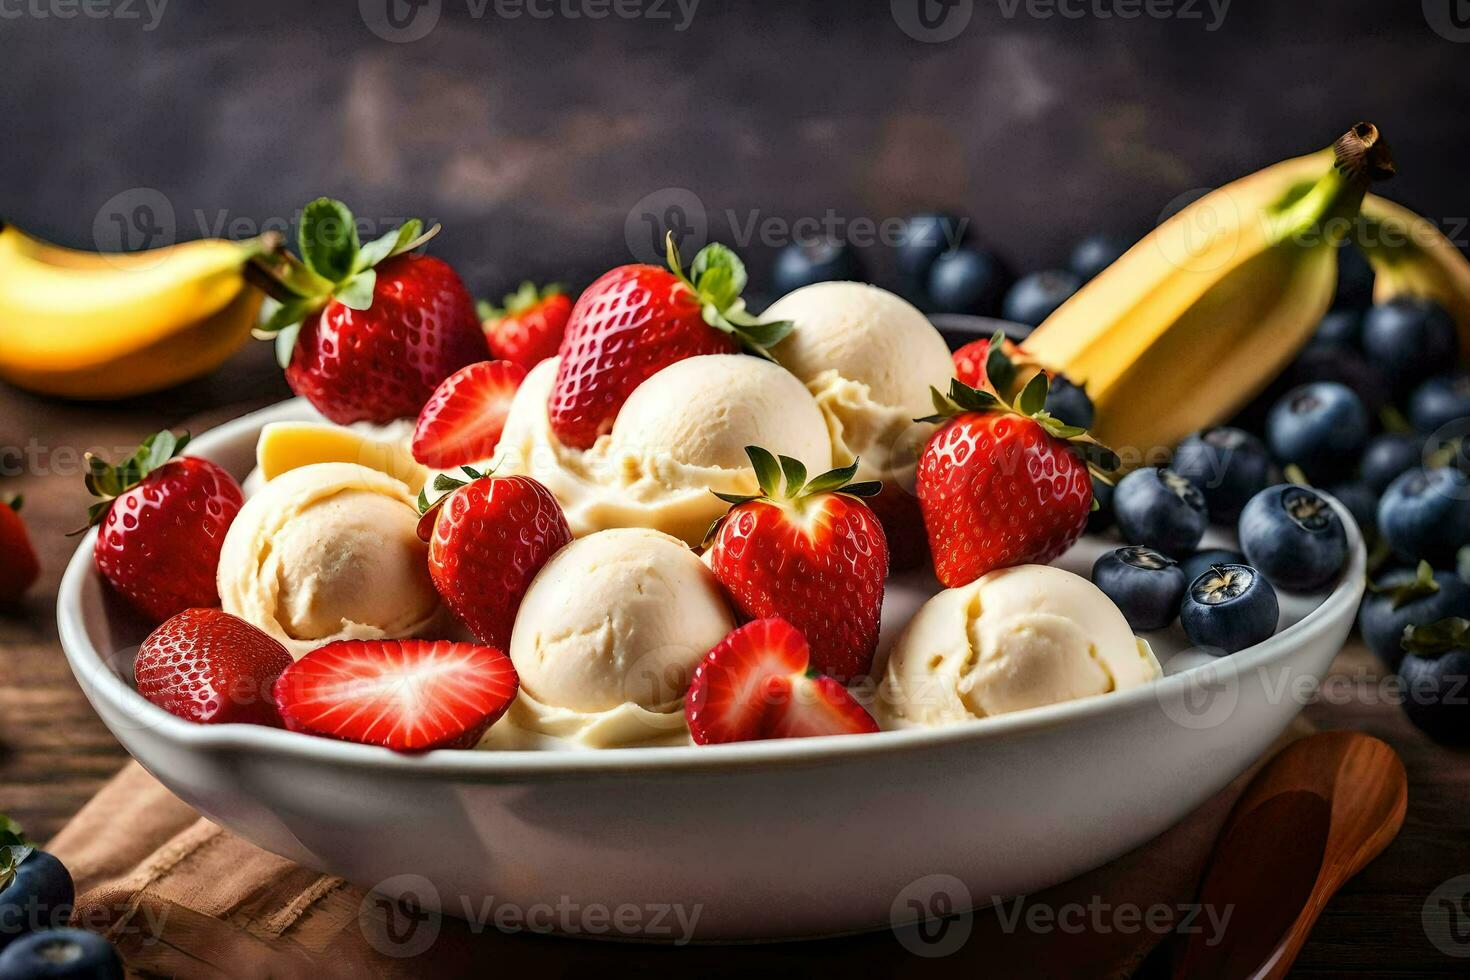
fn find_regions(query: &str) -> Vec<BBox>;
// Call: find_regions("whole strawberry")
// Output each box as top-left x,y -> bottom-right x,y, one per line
549,235 -> 792,449
0,496 -> 39,603
707,447 -> 888,680
135,608 -> 293,727
85,431 -> 244,624
418,467 -> 572,650
952,333 -> 1022,392
253,199 -> 487,425
916,370 -> 1117,588
478,282 -> 572,369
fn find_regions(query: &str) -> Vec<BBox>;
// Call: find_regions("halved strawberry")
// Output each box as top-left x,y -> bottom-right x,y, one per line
685,619 -> 878,745
411,360 -> 527,469
274,639 -> 518,752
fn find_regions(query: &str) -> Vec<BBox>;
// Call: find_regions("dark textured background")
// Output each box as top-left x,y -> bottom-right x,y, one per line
2,0 -> 1467,305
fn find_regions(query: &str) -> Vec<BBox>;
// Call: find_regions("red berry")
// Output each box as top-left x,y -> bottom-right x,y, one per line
287,253 -> 488,425
424,472 -> 571,650
482,284 -> 572,369
411,360 -> 527,469
686,619 -> 878,745
707,448 -> 888,680
135,608 -> 293,726
0,497 -> 39,602
274,639 -> 519,751
917,411 -> 1092,587
90,442 -> 244,624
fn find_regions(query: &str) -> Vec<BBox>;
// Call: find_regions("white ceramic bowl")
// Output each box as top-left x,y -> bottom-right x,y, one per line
58,400 -> 1365,941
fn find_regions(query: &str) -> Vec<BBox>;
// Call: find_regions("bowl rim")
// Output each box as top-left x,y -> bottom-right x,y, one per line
58,399 -> 1367,779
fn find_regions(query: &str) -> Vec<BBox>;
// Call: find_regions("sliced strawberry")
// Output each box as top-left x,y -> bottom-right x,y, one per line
274,639 -> 518,752
686,619 -> 878,745
135,608 -> 293,727
411,360 -> 527,469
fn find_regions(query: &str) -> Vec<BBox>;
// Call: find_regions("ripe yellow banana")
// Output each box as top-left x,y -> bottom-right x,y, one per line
1354,194 -> 1470,357
1024,124 -> 1395,460
0,225 -> 272,399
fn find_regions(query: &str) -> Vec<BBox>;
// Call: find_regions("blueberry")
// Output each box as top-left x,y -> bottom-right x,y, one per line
770,239 -> 864,296
1310,309 -> 1363,351
1358,562 -> 1470,668
1091,547 -> 1187,631
1068,234 -> 1128,282
1180,564 -> 1280,654
1361,297 -> 1459,397
0,928 -> 122,980
1265,382 -> 1369,483
1409,373 -> 1470,436
1397,619 -> 1470,743
926,248 -> 1008,316
1113,467 -> 1209,557
1239,485 -> 1349,592
0,852 -> 73,952
1378,467 -> 1470,567
1172,427 -> 1271,524
1087,475 -> 1115,534
1043,374 -> 1094,429
1002,270 -> 1082,327
1360,432 -> 1425,495
1333,242 -> 1375,310
1181,547 -> 1247,585
1326,481 -> 1378,536
896,213 -> 969,299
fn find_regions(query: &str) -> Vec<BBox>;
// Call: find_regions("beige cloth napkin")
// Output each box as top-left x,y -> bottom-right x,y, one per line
48,721 -> 1310,979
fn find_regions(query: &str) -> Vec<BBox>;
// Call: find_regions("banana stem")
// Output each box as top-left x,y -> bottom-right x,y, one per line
1264,123 -> 1393,251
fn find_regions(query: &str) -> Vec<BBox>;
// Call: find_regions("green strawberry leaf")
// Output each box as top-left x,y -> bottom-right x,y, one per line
690,244 -> 748,311
778,455 -> 808,497
803,461 -> 862,496
984,331 -> 1016,394
2,495 -> 21,513
354,218 -> 423,274
744,446 -> 782,497
1016,371 -> 1050,417
81,430 -> 191,527
0,813 -> 32,892
298,198 -> 360,284
841,481 -> 883,498
274,321 -> 304,370
335,270 -> 377,312
1369,560 -> 1441,611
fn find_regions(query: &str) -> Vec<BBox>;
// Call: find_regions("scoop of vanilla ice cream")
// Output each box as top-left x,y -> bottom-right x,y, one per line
879,564 -> 1161,727
219,462 -> 442,659
487,355 -> 832,546
509,527 -> 734,725
609,354 -> 831,472
765,282 -> 953,485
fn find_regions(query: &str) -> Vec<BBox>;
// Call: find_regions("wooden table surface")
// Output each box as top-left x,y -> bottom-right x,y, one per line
2,347 -> 1469,976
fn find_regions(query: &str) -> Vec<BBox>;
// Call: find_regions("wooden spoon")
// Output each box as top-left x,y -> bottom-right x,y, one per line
1170,731 -> 1407,980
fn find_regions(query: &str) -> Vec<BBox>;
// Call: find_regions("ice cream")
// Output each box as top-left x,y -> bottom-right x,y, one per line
484,354 -> 833,546
496,527 -> 735,747
765,282 -> 954,487
878,564 -> 1161,727
218,462 -> 443,659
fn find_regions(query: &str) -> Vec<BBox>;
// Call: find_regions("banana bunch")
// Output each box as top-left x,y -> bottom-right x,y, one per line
1024,123 -> 1396,459
0,224 -> 273,399
1354,194 -> 1470,355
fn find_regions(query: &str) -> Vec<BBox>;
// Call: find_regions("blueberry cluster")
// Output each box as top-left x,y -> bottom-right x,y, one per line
0,824 -> 121,979
768,213 -> 1119,328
